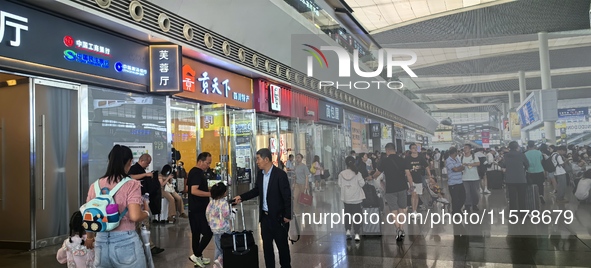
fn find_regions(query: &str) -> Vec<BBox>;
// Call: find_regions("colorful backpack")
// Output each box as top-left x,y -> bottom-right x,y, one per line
80,178 -> 131,232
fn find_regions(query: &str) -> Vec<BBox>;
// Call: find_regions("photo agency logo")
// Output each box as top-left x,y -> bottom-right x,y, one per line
303,44 -> 418,90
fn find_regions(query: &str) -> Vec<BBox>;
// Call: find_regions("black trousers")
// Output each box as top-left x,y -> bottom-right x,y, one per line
507,183 -> 527,211
448,183 -> 466,215
189,211 -> 213,257
343,203 -> 362,234
261,213 -> 291,268
527,172 -> 545,196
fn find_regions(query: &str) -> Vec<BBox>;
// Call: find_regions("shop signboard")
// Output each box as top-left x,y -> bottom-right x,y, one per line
318,100 -> 342,123
177,57 -> 253,109
149,45 -> 181,93
368,123 -> 381,139
405,129 -> 416,142
269,84 -> 281,112
0,0 -> 149,85
558,107 -> 588,121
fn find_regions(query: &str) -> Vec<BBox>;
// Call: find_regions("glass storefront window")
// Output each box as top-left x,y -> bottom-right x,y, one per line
256,115 -> 297,167
169,99 -> 199,170
87,87 -> 168,187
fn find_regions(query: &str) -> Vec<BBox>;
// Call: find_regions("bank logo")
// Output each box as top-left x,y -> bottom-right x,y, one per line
302,44 -> 329,68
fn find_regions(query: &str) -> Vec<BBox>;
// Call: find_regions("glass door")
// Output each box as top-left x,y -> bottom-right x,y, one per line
169,98 -> 199,193
33,78 -> 81,249
229,109 -> 256,197
200,104 -> 229,187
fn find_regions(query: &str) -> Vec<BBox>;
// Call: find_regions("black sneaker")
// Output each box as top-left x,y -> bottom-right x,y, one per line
396,229 -> 404,241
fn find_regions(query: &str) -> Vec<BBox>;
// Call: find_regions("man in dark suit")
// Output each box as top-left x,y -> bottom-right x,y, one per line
234,148 -> 292,268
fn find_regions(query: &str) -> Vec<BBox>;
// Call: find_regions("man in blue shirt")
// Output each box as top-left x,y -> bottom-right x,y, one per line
524,141 -> 545,204
445,147 -> 465,215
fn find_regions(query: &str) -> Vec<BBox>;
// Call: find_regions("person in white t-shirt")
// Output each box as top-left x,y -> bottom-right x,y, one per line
461,144 -> 481,212
433,149 -> 441,179
552,146 -> 568,203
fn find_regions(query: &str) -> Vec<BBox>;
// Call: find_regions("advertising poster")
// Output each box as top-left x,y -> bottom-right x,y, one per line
113,142 -> 153,171
510,112 -> 521,139
434,131 -> 452,142
351,121 -> 368,153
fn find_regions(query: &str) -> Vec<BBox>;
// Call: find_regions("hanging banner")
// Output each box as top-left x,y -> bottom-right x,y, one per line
350,121 -> 367,153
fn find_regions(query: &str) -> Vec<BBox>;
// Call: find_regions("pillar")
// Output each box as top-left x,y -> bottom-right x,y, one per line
539,32 -> 556,144
508,91 -> 514,110
519,71 -> 527,103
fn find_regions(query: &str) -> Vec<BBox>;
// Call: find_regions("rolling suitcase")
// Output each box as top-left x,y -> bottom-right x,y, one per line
221,202 -> 259,268
525,184 -> 540,211
486,169 -> 504,189
361,206 -> 382,236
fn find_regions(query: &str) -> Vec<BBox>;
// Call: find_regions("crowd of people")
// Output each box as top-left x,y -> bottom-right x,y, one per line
55,142 -> 591,268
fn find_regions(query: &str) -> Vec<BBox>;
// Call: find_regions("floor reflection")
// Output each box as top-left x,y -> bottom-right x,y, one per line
1,180 -> 590,267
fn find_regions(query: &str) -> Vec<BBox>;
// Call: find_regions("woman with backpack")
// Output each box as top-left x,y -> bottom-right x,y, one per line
84,145 -> 150,268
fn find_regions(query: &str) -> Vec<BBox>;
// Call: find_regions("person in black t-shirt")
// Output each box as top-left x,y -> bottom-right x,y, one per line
187,152 -> 213,267
126,153 -> 165,255
372,143 -> 413,241
405,143 -> 433,215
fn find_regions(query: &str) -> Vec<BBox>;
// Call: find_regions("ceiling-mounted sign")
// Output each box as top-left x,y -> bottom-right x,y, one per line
176,57 -> 253,109
368,123 -> 381,139
269,84 -> 281,112
149,45 -> 181,93
0,0 -> 149,86
318,100 -> 342,123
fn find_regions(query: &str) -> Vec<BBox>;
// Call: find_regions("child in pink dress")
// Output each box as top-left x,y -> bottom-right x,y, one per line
56,211 -> 95,268
206,182 -> 233,268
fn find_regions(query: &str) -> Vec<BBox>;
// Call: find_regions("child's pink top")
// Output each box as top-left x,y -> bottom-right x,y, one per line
56,234 -> 95,267
85,177 -> 142,232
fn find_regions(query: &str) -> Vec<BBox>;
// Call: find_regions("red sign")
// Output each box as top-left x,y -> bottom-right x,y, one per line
253,79 -> 318,121
182,64 -> 196,92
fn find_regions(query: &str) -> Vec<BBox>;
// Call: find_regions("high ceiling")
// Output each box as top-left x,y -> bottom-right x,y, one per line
345,0 -> 511,33
342,0 -> 591,114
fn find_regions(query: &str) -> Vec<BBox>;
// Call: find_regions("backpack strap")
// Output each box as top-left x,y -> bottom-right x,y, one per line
108,177 -> 132,217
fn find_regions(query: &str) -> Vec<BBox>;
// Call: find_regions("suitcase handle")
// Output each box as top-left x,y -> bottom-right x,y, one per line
232,232 -> 248,252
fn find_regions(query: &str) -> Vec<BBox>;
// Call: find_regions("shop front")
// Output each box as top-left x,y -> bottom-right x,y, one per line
317,100 -> 346,180
253,79 -> 322,168
366,118 -> 394,153
171,57 -> 255,195
394,124 -> 405,153
0,0 -> 152,249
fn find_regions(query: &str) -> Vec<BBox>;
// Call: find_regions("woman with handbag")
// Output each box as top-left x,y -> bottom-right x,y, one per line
338,156 -> 366,241
293,154 -> 311,214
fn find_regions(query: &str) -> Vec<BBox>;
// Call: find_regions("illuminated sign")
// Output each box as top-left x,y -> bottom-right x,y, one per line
318,100 -> 341,123
269,84 -> 281,112
63,49 -> 109,68
114,61 -> 147,76
177,57 -> 253,109
0,10 -> 28,47
149,45 -> 182,93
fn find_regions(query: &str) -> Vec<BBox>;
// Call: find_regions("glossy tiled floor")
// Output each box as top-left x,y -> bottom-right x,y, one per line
1,179 -> 591,267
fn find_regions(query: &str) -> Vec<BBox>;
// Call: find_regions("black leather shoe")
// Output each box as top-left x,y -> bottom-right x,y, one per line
151,247 -> 165,255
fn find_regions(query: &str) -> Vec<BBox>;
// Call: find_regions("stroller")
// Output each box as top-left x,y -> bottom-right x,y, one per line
425,178 -> 449,211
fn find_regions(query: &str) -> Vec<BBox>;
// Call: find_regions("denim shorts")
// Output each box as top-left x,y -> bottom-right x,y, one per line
94,230 -> 146,268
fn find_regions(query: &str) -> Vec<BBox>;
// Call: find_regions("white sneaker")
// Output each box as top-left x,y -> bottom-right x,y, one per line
354,234 -> 360,241
202,257 -> 211,265
484,189 -> 491,194
438,197 -> 449,204
480,188 -> 484,194
214,259 -> 223,268
346,230 -> 352,239
189,255 -> 205,268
